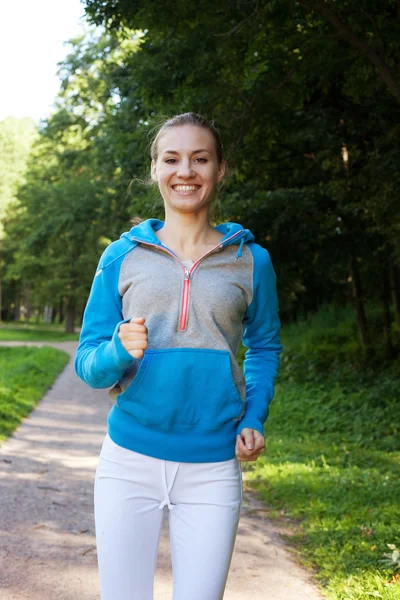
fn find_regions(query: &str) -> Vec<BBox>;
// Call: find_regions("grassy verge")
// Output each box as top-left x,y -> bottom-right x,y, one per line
240,304 -> 400,599
0,346 -> 70,442
0,322 -> 79,341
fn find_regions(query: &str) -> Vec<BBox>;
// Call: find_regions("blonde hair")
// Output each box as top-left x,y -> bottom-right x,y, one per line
149,112 -> 224,164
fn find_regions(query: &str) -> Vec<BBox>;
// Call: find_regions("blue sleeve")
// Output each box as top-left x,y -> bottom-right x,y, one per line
74,243 -> 135,389
237,244 -> 283,436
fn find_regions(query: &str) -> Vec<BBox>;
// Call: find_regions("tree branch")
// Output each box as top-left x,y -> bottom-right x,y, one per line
214,0 -> 259,37
298,0 -> 400,105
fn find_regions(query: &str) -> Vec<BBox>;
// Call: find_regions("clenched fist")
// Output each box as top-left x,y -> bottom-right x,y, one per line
235,429 -> 265,462
118,317 -> 148,359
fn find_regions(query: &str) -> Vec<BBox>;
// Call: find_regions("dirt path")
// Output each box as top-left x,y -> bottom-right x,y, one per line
0,341 -> 325,599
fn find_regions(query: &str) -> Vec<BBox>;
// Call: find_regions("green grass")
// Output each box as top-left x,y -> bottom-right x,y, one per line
0,346 -> 70,441
239,304 -> 400,599
0,322 -> 79,341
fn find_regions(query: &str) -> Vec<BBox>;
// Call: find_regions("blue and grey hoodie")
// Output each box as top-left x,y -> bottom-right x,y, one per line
74,218 -> 283,463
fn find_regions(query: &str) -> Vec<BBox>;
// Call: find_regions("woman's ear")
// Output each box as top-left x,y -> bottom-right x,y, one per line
151,160 -> 157,182
216,160 -> 226,183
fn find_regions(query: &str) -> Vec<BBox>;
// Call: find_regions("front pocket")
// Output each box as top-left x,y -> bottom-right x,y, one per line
116,348 -> 243,431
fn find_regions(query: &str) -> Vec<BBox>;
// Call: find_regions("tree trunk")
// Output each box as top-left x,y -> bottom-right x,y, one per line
65,297 -> 76,334
25,285 -> 32,321
43,305 -> 53,324
58,298 -> 64,325
348,253 -> 371,351
391,263 -> 400,333
382,268 -> 394,358
13,295 -> 21,321
79,302 -> 86,327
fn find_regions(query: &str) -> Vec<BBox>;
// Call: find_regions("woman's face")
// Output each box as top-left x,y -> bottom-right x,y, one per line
151,125 -> 225,215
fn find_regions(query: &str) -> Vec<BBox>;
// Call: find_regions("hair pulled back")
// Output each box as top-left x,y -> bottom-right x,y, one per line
149,112 -> 224,165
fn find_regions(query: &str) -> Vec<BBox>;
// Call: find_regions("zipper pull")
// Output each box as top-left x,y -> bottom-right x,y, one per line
184,268 -> 190,280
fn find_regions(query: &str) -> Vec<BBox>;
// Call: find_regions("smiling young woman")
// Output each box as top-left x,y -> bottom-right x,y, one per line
75,112 -> 283,600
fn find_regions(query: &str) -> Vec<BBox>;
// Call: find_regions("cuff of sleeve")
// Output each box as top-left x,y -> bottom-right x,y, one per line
236,417 -> 265,437
103,317 -> 136,370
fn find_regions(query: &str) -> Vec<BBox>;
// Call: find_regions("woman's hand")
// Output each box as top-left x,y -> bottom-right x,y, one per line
235,428 -> 265,461
118,317 -> 148,359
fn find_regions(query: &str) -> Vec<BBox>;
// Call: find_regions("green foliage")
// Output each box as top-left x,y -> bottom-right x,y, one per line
80,0 -> 400,325
240,305 -> 400,598
0,346 -> 69,441
280,302 -> 400,380
3,1 -> 400,347
0,117 -> 37,236
0,324 -> 79,342
1,28 -> 156,329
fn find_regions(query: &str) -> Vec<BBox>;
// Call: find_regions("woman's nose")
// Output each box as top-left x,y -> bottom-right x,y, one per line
177,162 -> 195,178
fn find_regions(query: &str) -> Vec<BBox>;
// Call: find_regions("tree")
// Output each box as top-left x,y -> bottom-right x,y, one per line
79,0 -> 400,353
0,117 -> 37,321
3,3 -> 399,353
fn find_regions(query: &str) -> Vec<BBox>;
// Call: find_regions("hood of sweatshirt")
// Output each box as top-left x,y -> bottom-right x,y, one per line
120,218 -> 255,258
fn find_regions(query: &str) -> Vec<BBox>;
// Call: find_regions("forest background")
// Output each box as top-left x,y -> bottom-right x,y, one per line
0,0 -> 398,355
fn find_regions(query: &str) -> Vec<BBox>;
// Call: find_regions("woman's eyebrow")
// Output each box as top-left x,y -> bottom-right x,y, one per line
163,149 -> 211,155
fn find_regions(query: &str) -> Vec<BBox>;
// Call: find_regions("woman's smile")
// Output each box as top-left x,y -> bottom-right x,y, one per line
171,184 -> 202,195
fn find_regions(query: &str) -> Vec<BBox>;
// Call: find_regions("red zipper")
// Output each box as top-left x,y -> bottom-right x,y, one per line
180,269 -> 191,330
131,229 -> 244,331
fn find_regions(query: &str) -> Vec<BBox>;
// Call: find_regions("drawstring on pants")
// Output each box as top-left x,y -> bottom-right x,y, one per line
158,461 -> 180,510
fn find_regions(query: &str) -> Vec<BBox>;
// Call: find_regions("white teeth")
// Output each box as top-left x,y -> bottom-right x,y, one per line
173,185 -> 200,192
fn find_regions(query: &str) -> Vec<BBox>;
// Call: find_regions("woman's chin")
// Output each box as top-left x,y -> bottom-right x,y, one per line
165,197 -> 211,213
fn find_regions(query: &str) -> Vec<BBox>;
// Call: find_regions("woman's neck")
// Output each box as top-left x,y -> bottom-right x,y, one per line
155,212 -> 224,261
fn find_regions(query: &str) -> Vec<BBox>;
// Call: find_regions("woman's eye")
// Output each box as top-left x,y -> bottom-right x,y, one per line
164,157 -> 207,164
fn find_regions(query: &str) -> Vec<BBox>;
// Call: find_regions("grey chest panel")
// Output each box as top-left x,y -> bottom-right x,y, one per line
118,243 -> 253,347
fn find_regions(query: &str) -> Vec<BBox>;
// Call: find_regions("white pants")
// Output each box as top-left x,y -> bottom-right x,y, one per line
94,434 -> 243,600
